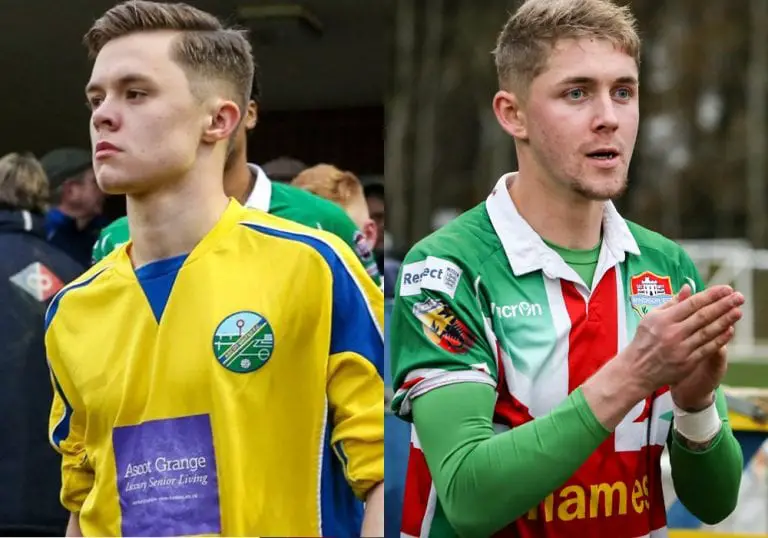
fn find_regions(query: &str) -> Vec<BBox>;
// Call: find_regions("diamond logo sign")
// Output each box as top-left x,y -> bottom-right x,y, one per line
9,262 -> 64,302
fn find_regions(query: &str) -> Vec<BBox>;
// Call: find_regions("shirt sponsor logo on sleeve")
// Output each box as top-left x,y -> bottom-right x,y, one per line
400,256 -> 462,298
412,297 -> 475,354
629,272 -> 673,318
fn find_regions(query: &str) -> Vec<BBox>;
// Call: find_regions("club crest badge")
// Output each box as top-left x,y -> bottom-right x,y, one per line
629,272 -> 673,318
412,297 -> 476,354
212,311 -> 275,373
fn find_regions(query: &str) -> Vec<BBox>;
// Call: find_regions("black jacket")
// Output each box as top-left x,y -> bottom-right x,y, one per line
0,209 -> 83,535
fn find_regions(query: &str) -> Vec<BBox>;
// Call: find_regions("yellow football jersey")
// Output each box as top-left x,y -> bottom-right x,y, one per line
46,200 -> 384,537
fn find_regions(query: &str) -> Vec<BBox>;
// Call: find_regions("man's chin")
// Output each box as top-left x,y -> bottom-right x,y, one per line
572,178 -> 628,202
97,177 -> 146,197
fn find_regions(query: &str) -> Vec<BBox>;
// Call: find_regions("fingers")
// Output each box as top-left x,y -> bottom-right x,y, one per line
676,291 -> 744,341
686,325 -> 736,363
658,284 -> 689,310
665,284 -> 734,322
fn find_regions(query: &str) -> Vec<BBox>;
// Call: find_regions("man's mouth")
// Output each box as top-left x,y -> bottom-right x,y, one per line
587,151 -> 619,160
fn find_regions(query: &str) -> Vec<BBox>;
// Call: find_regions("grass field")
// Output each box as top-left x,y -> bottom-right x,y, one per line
725,361 -> 768,388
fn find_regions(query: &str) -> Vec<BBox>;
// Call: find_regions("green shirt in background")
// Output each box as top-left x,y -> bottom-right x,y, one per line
91,164 -> 382,286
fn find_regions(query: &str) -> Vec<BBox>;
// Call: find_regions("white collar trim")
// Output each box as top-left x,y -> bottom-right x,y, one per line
485,173 -> 640,288
244,164 -> 272,212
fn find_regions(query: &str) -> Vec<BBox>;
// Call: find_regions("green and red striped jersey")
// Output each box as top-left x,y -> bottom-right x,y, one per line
390,173 -> 706,538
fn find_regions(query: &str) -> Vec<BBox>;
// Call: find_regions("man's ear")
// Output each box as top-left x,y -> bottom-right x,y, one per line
245,101 -> 258,130
492,89 -> 528,141
202,100 -> 241,144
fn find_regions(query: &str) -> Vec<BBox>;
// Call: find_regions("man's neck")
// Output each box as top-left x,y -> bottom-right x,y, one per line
127,170 -> 229,269
224,157 -> 255,205
509,171 -> 605,250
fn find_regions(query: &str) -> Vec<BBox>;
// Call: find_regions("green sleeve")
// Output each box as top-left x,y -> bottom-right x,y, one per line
320,207 -> 381,286
668,386 -> 743,524
91,217 -> 131,264
412,382 -> 611,537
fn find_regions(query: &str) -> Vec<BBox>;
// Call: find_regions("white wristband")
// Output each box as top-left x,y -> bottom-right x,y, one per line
672,399 -> 722,444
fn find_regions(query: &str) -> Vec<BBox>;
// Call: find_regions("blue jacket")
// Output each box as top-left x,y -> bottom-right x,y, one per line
45,208 -> 106,268
0,208 -> 83,534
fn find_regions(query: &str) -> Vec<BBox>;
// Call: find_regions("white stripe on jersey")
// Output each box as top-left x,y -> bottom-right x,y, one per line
536,276 -> 572,417
420,485 -> 438,538
616,263 -> 629,352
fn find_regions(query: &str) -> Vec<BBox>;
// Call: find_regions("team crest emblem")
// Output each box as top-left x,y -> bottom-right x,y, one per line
212,311 -> 275,373
630,272 -> 673,318
413,298 -> 476,354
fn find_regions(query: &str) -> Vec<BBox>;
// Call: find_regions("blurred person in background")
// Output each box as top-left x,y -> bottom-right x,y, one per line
47,1 -> 383,536
363,180 -> 384,249
0,153 -> 82,537
92,97 -> 382,286
364,180 -> 385,267
362,180 -> 399,297
292,164 -> 379,275
261,155 -> 306,183
40,148 -> 106,268
389,0 -> 743,537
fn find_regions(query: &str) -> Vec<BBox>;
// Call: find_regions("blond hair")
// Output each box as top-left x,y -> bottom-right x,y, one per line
493,0 -> 640,94
0,153 -> 50,213
292,164 -> 370,222
84,0 -> 255,116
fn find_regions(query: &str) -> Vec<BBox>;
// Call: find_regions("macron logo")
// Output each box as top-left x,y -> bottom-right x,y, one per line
492,301 -> 543,318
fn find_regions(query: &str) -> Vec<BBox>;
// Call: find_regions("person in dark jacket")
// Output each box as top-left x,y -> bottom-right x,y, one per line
39,147 -> 107,268
0,152 -> 83,536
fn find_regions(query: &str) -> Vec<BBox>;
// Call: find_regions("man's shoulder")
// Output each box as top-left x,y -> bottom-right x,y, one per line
625,219 -> 691,261
238,207 -> 356,261
404,202 -> 498,268
45,259 -> 115,331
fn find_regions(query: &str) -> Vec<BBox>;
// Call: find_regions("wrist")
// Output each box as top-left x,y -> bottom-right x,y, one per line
673,398 -> 722,445
610,350 -> 656,401
671,390 -> 715,413
582,354 -> 651,431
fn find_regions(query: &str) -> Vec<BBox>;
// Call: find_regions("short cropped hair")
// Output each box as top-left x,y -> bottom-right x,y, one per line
0,153 -> 50,214
493,0 -> 640,94
292,164 -> 367,212
84,0 -> 256,116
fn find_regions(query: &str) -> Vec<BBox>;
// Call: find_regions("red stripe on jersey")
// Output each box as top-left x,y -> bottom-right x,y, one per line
561,267 -> 618,390
400,441 -> 432,536
401,376 -> 425,391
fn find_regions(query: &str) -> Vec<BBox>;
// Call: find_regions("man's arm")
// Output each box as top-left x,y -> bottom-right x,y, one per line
669,386 -> 743,524
412,357 -> 646,537
48,368 -> 94,525
66,513 -> 83,537
399,283 -> 740,536
361,481 -> 384,537
322,230 -> 385,533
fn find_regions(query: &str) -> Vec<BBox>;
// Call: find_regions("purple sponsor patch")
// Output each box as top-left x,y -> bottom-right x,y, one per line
113,414 -> 221,537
